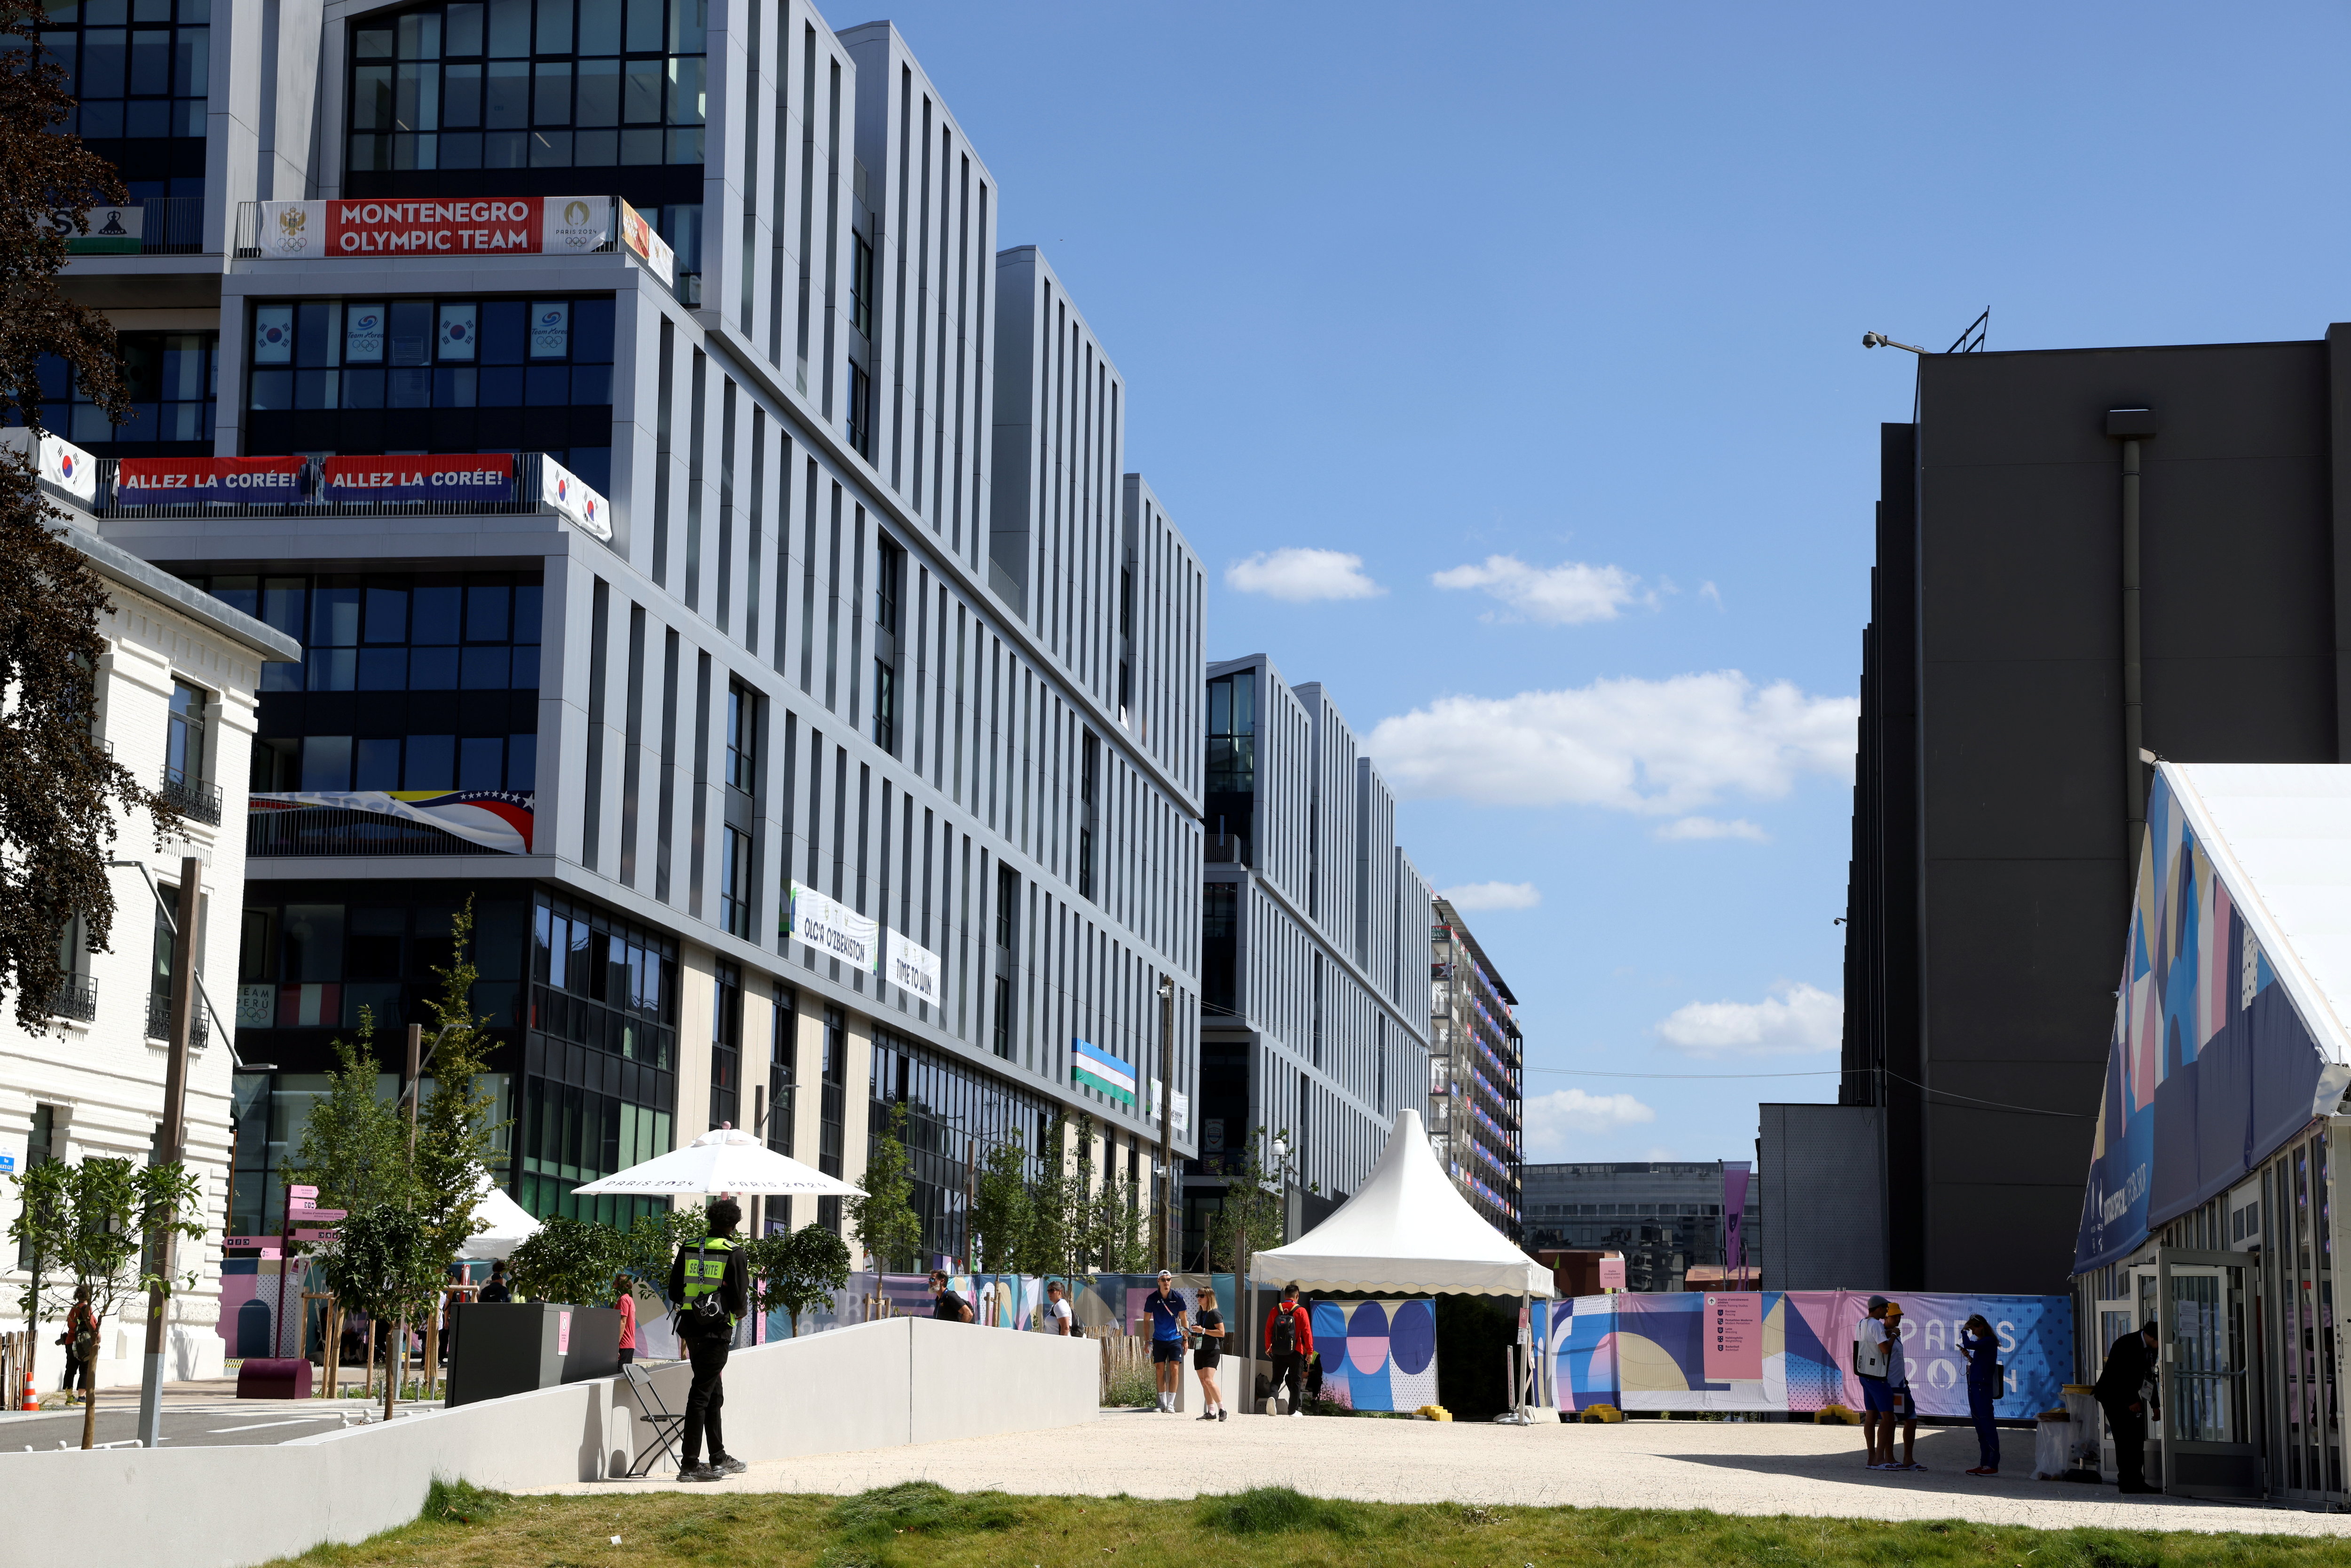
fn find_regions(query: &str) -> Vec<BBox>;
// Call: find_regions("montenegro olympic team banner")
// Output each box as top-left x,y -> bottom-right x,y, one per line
1552,1291 -> 2072,1419
249,789 -> 533,854
255,196 -> 611,258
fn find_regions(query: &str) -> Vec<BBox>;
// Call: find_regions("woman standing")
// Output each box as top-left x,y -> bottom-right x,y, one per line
614,1275 -> 639,1365
1190,1288 -> 1229,1422
1961,1313 -> 2001,1475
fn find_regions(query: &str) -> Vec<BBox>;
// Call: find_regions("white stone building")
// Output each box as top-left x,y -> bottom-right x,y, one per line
0,512 -> 299,1390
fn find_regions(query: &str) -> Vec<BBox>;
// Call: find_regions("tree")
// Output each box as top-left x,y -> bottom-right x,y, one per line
1015,1111 -> 1078,1281
742,1222 -> 851,1336
967,1134 -> 1032,1275
286,1016 -> 415,1223
619,1206 -> 703,1287
410,900 -> 506,1269
847,1099 -> 923,1273
314,1202 -> 444,1423
1090,1173 -> 1151,1275
506,1215 -> 627,1306
0,4 -> 185,1035
3,1156 -> 203,1448
1206,1126 -> 1306,1277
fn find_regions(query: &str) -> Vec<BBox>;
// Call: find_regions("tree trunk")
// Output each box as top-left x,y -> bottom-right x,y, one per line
322,1299 -> 341,1399
362,1318 -> 376,1398
384,1318 -> 401,1424
423,1304 -> 441,1402
78,1339 -> 97,1450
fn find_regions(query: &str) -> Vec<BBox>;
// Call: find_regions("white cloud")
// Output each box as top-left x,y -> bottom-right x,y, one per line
1439,880 -> 1541,911
1656,815 -> 1769,843
1432,555 -> 1648,624
1524,1088 -> 1657,1156
1655,982 -> 1843,1057
1365,670 -> 1857,812
1700,581 -> 1723,610
1225,547 -> 1384,602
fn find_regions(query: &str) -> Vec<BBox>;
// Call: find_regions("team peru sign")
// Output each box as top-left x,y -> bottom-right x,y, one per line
255,197 -> 611,259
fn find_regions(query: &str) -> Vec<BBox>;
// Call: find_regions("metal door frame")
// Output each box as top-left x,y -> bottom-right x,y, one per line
2158,1246 -> 2261,1498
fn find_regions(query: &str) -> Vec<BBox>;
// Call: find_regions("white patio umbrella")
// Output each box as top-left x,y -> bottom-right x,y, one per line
570,1127 -> 862,1197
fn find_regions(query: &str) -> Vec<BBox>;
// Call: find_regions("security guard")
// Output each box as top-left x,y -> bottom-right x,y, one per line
666,1197 -> 749,1481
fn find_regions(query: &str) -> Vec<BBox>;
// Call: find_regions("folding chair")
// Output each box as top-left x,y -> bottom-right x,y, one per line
620,1362 -> 688,1479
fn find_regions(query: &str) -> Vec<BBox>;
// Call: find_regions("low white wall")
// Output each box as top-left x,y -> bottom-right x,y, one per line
4,1316 -> 1097,1568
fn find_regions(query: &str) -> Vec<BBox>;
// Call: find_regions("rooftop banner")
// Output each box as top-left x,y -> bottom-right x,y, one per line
619,200 -> 674,284
248,789 -> 534,854
790,882 -> 879,974
255,197 -> 611,259
885,931 -> 941,1007
538,453 -> 610,540
1073,1038 -> 1137,1105
320,453 -> 513,505
116,455 -> 307,505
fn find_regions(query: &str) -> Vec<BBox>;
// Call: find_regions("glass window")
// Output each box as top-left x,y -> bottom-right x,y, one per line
37,331 -> 217,455
165,679 -> 206,784
41,0 -> 209,191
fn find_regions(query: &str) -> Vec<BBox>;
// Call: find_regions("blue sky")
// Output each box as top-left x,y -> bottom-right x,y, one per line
857,1 -> 2351,1164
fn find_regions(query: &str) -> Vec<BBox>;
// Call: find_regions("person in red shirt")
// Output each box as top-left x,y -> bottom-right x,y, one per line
613,1274 -> 639,1365
1262,1283 -> 1315,1417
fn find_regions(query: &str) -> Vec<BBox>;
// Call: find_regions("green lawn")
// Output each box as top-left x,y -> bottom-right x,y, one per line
259,1479 -> 2351,1568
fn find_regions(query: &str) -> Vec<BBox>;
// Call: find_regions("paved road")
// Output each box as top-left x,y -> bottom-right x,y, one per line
0,1403 -> 367,1450
535,1410 -> 2351,1538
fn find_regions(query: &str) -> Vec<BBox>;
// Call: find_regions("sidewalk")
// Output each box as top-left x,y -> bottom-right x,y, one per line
534,1412 -> 2351,1537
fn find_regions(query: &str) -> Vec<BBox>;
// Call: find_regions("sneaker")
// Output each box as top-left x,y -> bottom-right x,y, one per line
1197,1411 -> 1217,1421
710,1456 -> 747,1475
1217,1408 -> 1228,1422
1289,1409 -> 1305,1418
678,1465 -> 721,1483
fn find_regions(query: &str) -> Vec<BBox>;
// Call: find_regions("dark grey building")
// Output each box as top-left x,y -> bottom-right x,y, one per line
1835,328 -> 2351,1294
1523,1161 -> 1760,1293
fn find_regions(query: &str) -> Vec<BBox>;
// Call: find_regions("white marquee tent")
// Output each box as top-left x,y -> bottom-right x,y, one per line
1251,1109 -> 1555,1298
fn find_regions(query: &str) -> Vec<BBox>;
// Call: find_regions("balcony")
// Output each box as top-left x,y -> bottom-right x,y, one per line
1204,831 -> 1251,867
249,806 -> 510,859
231,197 -> 697,305
161,765 -> 223,827
64,451 -> 596,529
62,197 -> 207,258
144,990 -> 211,1048
47,972 -> 97,1023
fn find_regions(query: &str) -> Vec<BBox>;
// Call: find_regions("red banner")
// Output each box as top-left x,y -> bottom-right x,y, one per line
115,455 -> 306,504
319,453 -> 514,504
329,198 -> 539,256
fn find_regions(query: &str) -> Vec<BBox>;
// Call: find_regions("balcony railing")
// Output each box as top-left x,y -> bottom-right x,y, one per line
230,197 -> 696,305
1204,831 -> 1251,867
48,972 -> 97,1023
63,196 -> 207,257
249,806 -> 506,858
63,451 -> 583,525
144,989 -> 211,1048
161,765 -> 223,827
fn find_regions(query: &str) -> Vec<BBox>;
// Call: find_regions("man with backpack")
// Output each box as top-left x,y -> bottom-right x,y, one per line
667,1198 -> 750,1481
1262,1282 -> 1314,1417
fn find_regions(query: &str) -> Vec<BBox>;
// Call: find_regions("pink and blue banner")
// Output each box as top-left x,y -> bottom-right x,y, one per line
1309,1299 -> 1440,1412
1552,1290 -> 2072,1418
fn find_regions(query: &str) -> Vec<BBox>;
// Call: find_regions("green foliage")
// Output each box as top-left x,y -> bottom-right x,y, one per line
1103,1364 -> 1157,1408
411,900 -> 508,1269
742,1221 -> 851,1335
619,1207 -> 704,1285
419,1478 -> 511,1527
286,1016 -> 417,1234
1206,1125 -> 1303,1274
316,1204 -> 445,1345
4,1155 -> 204,1446
1088,1172 -> 1151,1274
966,1134 -> 1031,1274
821,1482 -> 1024,1566
506,1215 -> 630,1306
1012,1112 -> 1077,1279
1195,1487 -> 1365,1538
847,1100 -> 923,1272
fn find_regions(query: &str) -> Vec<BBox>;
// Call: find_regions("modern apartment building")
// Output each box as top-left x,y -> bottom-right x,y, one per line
1187,655 -> 1434,1265
37,0 -> 1206,1276
0,513 -> 299,1386
1522,1161 -> 1762,1294
1428,896 -> 1522,1237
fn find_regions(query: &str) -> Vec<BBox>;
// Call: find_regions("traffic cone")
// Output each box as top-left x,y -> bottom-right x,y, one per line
19,1363 -> 32,1411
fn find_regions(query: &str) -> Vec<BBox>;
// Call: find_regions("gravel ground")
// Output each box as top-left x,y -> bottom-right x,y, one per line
534,1411 -> 2351,1536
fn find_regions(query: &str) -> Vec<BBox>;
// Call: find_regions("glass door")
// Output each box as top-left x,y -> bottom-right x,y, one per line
2156,1249 -> 2258,1497
2260,1135 -> 2341,1502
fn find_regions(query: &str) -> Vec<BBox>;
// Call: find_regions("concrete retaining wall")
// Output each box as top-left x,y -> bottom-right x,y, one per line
4,1317 -> 1098,1568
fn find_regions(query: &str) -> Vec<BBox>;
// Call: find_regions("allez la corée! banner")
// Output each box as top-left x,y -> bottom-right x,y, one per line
116,455 -> 307,504
255,197 -> 610,259
320,454 -> 513,504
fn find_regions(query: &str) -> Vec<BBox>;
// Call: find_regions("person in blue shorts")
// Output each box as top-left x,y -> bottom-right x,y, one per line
1141,1269 -> 1192,1414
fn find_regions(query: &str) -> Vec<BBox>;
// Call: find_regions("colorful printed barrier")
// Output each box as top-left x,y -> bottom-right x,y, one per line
1309,1299 -> 1440,1411
1552,1291 -> 2073,1418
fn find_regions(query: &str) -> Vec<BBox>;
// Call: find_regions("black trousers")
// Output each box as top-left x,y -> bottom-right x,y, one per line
682,1336 -> 730,1467
2103,1401 -> 2148,1489
1270,1351 -> 1306,1411
1968,1387 -> 2000,1469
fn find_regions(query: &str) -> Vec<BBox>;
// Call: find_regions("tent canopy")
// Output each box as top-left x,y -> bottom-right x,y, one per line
456,1179 -> 541,1261
571,1126 -> 862,1196
1251,1109 -> 1555,1298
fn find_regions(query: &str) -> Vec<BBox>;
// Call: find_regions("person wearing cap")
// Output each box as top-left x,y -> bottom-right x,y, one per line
2095,1319 -> 2162,1494
1854,1295 -> 1906,1470
929,1269 -> 973,1323
1141,1269 -> 1192,1413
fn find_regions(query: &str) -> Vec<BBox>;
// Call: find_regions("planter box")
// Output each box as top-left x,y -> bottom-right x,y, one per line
445,1303 -> 622,1408
237,1357 -> 313,1399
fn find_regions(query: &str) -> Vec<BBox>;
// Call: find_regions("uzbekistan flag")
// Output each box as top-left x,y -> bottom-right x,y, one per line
1072,1038 -> 1137,1105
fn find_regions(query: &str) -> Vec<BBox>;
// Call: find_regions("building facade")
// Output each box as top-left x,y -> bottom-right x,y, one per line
1522,1161 -> 1761,1294
1187,655 -> 1434,1265
1836,328 -> 2351,1294
0,513 -> 299,1387
1428,896 -> 1522,1236
38,0 -> 1207,1280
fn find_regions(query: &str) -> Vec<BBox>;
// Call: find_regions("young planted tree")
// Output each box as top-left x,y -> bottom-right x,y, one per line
967,1133 -> 1033,1275
1015,1111 -> 1077,1281
287,1016 -> 415,1218
847,1099 -> 924,1274
1206,1126 -> 1304,1278
0,4 -> 189,1037
1090,1174 -> 1152,1275
742,1222 -> 851,1337
314,1202 -> 445,1424
3,1156 -> 203,1448
505,1215 -> 627,1306
619,1206 -> 703,1286
407,901 -> 509,1391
